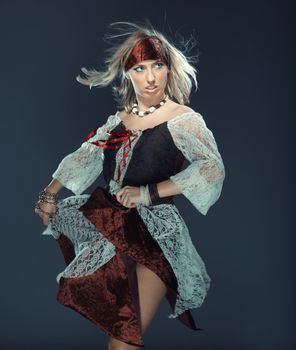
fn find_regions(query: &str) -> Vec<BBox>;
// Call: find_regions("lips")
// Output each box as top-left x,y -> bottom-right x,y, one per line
146,86 -> 157,90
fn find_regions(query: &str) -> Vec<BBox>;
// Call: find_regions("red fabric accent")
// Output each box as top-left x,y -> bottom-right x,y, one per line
55,186 -> 202,348
124,37 -> 169,71
84,128 -> 139,182
83,125 -> 100,142
91,130 -> 136,150
115,132 -> 138,182
84,128 -> 135,149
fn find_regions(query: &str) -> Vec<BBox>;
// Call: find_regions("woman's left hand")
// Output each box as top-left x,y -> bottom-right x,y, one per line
116,185 -> 141,208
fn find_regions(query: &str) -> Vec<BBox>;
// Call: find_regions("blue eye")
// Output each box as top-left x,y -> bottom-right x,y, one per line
134,66 -> 144,72
133,62 -> 164,72
155,62 -> 164,68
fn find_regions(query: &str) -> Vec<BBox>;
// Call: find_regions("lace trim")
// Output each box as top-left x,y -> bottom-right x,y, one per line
136,203 -> 211,318
41,195 -> 116,284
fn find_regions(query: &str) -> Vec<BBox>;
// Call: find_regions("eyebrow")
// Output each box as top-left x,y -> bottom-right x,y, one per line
134,60 -> 163,67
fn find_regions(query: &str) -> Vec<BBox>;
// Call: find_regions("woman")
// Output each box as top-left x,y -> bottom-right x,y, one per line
35,21 -> 226,350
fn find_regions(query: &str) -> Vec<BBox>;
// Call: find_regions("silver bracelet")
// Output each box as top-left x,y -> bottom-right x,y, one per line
140,185 -> 152,206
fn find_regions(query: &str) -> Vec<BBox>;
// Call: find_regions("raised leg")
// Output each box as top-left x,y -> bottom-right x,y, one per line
108,262 -> 167,350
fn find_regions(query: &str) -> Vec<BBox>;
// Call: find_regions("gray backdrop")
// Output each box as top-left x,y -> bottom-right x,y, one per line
0,0 -> 294,349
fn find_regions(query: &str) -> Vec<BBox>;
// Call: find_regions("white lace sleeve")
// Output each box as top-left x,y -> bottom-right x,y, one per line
52,114 -> 119,195
167,112 -> 226,215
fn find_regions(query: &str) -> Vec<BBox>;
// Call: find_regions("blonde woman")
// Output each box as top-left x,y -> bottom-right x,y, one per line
35,21 -> 226,350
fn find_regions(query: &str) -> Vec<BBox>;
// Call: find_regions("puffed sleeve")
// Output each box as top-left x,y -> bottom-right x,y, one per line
167,111 -> 226,215
52,114 -> 118,195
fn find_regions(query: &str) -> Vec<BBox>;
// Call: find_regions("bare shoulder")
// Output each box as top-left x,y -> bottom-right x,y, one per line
166,99 -> 194,113
116,110 -> 128,122
168,102 -> 195,120
175,105 -> 195,115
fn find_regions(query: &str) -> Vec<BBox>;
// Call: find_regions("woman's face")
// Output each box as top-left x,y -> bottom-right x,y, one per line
126,59 -> 169,98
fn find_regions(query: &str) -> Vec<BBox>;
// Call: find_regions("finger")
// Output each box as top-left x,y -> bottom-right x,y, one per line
126,197 -> 133,207
116,193 -> 122,203
43,216 -> 49,226
125,196 -> 133,208
116,189 -> 124,202
35,208 -> 42,215
122,193 -> 129,207
119,194 -> 125,207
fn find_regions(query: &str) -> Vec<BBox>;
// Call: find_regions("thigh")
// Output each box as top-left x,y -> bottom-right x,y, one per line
136,262 -> 167,334
108,263 -> 167,350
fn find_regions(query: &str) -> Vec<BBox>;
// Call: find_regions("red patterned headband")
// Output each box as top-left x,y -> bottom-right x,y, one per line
124,36 -> 169,72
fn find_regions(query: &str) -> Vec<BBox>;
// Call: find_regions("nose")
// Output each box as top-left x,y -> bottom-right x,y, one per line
146,68 -> 156,84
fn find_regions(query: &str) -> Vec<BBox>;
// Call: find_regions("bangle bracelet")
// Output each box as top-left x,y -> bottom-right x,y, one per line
42,187 -> 58,198
139,185 -> 152,206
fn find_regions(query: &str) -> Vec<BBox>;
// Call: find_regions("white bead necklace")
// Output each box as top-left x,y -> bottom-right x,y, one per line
128,95 -> 168,117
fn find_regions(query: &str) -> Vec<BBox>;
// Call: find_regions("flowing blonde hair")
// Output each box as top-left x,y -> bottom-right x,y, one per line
76,20 -> 199,111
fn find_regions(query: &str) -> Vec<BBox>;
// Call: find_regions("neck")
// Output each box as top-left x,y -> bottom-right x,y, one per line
136,91 -> 166,110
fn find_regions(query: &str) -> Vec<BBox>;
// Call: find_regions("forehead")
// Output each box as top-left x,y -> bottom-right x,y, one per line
134,59 -> 162,66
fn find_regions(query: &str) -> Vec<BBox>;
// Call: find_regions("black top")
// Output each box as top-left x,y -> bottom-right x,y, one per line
103,121 -> 185,204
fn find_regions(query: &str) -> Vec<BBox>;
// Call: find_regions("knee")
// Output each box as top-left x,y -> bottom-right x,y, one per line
109,345 -> 140,350
108,338 -> 140,350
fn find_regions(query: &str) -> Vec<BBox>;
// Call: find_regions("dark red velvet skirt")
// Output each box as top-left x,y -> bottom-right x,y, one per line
55,186 -> 202,347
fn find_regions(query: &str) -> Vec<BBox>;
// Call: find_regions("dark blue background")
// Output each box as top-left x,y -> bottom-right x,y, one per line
0,0 -> 294,349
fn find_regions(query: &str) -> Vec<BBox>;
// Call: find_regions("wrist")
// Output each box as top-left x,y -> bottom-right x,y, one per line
44,186 -> 58,195
39,188 -> 58,204
45,179 -> 63,195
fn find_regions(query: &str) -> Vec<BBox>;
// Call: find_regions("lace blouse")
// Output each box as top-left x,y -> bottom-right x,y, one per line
42,110 -> 226,319
52,111 -> 225,215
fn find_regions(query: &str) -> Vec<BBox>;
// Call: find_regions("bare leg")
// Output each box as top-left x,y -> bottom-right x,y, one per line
108,262 -> 167,350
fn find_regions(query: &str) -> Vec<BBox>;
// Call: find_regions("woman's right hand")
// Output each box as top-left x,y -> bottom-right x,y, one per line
35,200 -> 58,226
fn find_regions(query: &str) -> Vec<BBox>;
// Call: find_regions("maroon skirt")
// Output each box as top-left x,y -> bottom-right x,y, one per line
55,186 -> 202,347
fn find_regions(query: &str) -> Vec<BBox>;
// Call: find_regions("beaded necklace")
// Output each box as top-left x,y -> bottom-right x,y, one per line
127,95 -> 168,117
